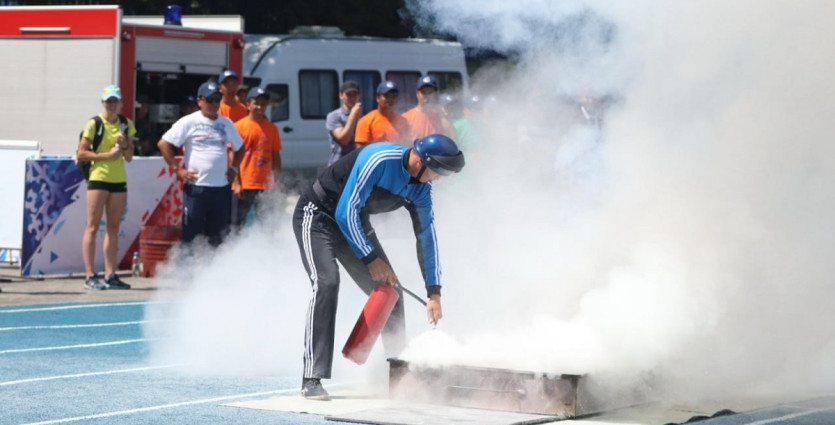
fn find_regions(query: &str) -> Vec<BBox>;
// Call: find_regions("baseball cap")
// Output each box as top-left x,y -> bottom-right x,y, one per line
376,81 -> 399,95
218,69 -> 239,83
416,75 -> 438,90
181,94 -> 197,105
101,85 -> 122,101
247,86 -> 269,100
197,81 -> 220,98
340,80 -> 360,93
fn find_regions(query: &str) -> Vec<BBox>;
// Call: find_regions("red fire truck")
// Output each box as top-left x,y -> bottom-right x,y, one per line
0,5 -> 244,155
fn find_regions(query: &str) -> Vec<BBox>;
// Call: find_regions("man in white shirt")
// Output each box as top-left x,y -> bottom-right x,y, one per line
158,81 -> 244,246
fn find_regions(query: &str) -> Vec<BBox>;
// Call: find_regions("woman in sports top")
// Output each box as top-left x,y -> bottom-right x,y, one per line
76,85 -> 136,290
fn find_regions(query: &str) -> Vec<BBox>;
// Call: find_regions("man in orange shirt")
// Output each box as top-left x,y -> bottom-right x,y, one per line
218,70 -> 248,123
354,81 -> 411,147
232,87 -> 282,227
402,75 -> 457,141
220,70 -> 249,211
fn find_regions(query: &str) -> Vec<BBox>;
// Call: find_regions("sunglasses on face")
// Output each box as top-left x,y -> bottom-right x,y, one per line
203,95 -> 223,104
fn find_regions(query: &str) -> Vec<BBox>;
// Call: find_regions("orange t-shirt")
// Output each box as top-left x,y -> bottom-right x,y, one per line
402,107 -> 456,141
234,116 -> 282,189
222,100 -> 249,167
355,109 -> 411,146
219,100 -> 248,123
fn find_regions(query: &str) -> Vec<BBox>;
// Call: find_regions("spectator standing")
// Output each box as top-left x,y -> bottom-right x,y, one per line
78,85 -> 136,290
217,70 -> 248,123
402,75 -> 457,140
158,81 -> 244,247
354,81 -> 410,147
179,94 -> 199,118
218,69 -> 248,204
325,80 -> 362,166
236,85 -> 249,105
293,135 -> 466,399
133,94 -> 159,156
453,94 -> 495,153
232,87 -> 282,227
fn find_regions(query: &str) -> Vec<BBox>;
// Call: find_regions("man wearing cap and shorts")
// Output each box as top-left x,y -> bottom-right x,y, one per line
325,80 -> 362,166
292,134 -> 466,400
354,81 -> 411,147
78,85 -> 136,290
232,86 -> 282,227
217,69 -> 248,123
158,81 -> 244,247
403,75 -> 457,141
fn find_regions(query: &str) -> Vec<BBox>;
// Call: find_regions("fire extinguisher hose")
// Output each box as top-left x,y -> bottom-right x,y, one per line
395,282 -> 427,306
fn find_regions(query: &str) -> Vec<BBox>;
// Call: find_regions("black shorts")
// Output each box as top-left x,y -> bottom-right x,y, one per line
87,181 -> 127,193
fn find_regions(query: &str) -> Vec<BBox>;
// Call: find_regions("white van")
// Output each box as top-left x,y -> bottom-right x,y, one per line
242,31 -> 469,186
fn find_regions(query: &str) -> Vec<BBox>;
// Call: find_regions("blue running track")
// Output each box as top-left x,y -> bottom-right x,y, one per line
5,300 -> 835,425
0,301 -> 330,425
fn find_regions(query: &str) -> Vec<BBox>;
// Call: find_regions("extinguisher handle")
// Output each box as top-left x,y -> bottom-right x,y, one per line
395,282 -> 427,306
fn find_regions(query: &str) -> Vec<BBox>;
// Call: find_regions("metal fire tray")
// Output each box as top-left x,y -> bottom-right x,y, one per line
388,358 -> 581,418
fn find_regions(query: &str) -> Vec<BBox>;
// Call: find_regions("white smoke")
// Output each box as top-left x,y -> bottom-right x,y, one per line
142,0 -> 835,406
141,191 -> 440,387
400,0 -> 835,402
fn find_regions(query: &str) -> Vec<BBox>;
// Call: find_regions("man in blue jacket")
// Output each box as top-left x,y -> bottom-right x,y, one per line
292,134 -> 465,400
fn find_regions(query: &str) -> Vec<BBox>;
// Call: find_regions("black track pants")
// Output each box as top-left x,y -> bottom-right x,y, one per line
292,198 -> 405,379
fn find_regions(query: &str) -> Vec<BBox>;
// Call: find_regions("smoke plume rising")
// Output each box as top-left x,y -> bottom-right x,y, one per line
144,0 -> 835,406
400,0 -> 835,402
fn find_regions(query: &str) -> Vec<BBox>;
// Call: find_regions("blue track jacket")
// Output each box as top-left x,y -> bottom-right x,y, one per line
312,143 -> 441,293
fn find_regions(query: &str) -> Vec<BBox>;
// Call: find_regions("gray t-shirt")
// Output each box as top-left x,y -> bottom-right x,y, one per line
326,106 -> 357,166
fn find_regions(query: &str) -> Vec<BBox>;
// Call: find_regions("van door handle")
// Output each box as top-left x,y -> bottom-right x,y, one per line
283,126 -> 293,133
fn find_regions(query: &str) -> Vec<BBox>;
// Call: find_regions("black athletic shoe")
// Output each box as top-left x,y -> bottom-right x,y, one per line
104,274 -> 131,290
84,274 -> 106,291
301,378 -> 330,400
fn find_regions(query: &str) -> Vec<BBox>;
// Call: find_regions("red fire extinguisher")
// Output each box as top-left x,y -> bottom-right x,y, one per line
342,284 -> 400,365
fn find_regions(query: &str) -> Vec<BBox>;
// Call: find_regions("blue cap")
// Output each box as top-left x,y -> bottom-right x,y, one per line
197,81 -> 220,98
181,94 -> 197,105
376,81 -> 399,95
417,75 -> 438,90
101,85 -> 122,101
247,86 -> 269,100
218,69 -> 238,83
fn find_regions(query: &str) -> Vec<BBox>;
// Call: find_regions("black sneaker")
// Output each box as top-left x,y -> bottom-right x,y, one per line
104,274 -> 131,290
301,378 -> 330,400
84,274 -> 106,291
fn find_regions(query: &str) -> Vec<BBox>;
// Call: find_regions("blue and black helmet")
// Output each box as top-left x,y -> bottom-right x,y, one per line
413,134 -> 465,176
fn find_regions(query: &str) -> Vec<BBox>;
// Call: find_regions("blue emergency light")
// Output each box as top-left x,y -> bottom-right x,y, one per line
164,5 -> 182,26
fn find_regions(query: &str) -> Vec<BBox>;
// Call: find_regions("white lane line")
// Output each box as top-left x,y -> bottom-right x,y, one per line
0,301 -> 172,313
0,319 -> 171,332
745,405 -> 835,424
0,364 -> 182,386
13,387 -> 303,425
0,338 -> 151,354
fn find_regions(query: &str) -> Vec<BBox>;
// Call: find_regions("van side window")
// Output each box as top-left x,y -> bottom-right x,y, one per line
265,84 -> 289,122
385,71 -> 421,113
428,72 -> 463,94
344,70 -> 381,115
299,70 -> 339,119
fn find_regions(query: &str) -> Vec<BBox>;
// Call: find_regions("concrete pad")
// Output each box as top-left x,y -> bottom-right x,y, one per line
226,392 -> 562,424
226,394 -> 394,416
0,263 -> 176,307
330,404 -> 561,425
